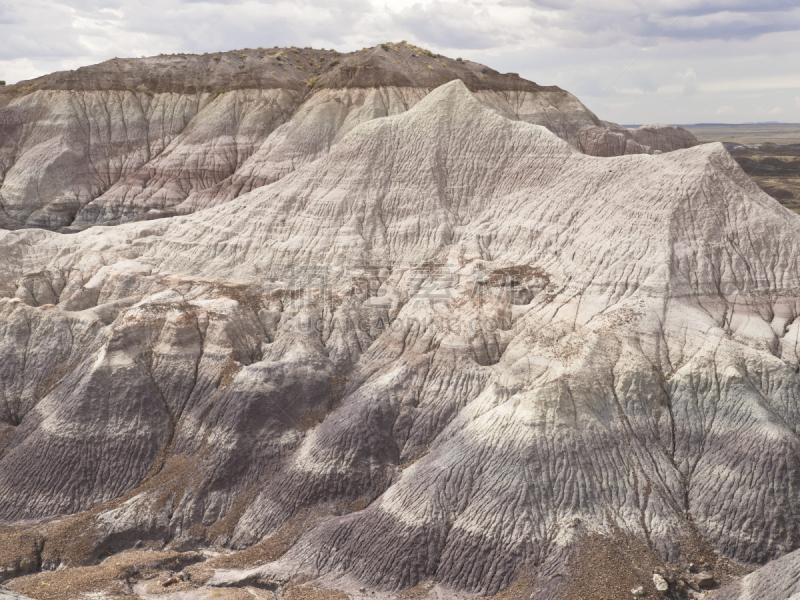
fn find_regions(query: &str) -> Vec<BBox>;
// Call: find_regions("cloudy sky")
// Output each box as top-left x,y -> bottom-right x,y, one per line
1,0 -> 799,125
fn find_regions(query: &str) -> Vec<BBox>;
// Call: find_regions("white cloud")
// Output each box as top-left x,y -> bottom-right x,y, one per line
2,0 -> 800,67
680,68 -> 698,96
717,105 -> 738,115
755,105 -> 786,116
702,75 -> 800,92
506,0 -> 800,48
1,0 -> 800,125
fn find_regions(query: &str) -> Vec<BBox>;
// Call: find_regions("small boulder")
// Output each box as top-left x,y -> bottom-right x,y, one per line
162,573 -> 185,587
694,572 -> 715,588
653,573 -> 669,592
631,586 -> 646,597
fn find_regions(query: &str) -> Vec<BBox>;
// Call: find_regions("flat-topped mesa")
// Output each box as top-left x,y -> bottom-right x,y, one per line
0,42 -> 551,100
0,43 -> 699,232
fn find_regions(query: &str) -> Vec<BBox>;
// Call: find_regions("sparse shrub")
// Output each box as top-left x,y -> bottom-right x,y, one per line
213,57 -> 221,62
427,66 -> 434,70
145,90 -> 154,97
214,89 -> 225,99
481,67 -> 489,74
0,81 -> 5,86
381,44 -> 390,51
456,57 -> 463,62
329,60 -> 339,68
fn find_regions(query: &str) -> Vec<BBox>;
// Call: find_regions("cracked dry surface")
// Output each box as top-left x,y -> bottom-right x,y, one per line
0,78 -> 797,600
0,42 -> 697,232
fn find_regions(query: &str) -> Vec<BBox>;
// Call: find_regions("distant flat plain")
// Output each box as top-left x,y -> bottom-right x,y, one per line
678,124 -> 800,213
682,123 -> 800,144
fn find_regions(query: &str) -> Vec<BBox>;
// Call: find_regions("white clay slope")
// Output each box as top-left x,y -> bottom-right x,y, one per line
714,547 -> 800,600
0,80 -> 797,598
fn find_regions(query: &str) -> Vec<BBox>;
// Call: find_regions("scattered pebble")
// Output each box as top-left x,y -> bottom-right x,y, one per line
694,571 -> 715,588
162,572 -> 185,587
653,572 -> 668,591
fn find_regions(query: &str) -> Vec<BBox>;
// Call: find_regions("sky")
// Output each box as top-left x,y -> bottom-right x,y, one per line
1,0 -> 799,125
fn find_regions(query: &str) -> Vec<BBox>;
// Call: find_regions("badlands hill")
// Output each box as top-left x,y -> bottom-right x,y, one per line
0,50 -> 797,600
0,42 -> 696,232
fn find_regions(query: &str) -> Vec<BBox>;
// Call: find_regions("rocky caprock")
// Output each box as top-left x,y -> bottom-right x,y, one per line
0,44 -> 797,600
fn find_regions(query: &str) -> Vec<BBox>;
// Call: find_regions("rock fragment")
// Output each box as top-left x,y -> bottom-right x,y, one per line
653,573 -> 669,591
161,573 -> 184,587
694,572 -> 715,589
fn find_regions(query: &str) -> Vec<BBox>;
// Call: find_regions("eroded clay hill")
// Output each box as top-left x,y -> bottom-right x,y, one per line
0,78 -> 798,599
0,42 -> 697,232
